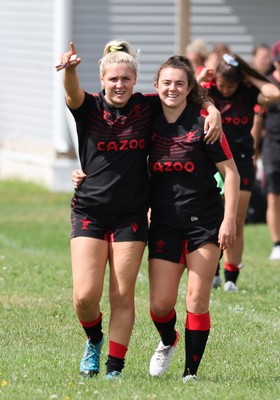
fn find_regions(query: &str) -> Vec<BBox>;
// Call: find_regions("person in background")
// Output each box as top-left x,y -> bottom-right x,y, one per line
247,44 -> 273,225
251,43 -> 273,76
58,39 -> 222,380
198,53 -> 280,291
262,41 -> 280,260
204,42 -> 232,288
186,38 -> 208,76
206,42 -> 231,73
250,43 -> 273,159
147,55 -> 240,382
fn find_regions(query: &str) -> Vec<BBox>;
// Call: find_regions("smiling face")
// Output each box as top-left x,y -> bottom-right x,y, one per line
155,67 -> 192,114
100,62 -> 137,108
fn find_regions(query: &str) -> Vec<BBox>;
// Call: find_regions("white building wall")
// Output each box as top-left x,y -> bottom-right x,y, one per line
0,0 -> 78,191
0,1 -> 54,147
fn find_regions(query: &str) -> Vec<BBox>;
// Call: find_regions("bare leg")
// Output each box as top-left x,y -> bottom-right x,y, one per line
71,237 -> 108,376
267,193 -> 280,260
223,190 -> 251,266
148,258 -> 184,377
184,243 -> 220,378
71,237 -> 108,321
266,193 -> 280,242
108,241 -> 146,347
186,243 -> 220,313
149,259 -> 184,316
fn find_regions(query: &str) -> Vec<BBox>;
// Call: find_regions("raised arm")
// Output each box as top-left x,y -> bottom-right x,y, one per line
56,42 -> 85,109
196,67 -> 214,84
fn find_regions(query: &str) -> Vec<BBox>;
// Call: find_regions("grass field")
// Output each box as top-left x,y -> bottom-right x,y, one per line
0,180 -> 279,400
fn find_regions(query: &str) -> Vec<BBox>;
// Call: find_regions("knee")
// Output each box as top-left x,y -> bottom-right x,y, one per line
187,290 -> 209,314
110,289 -> 134,312
150,297 -> 175,317
73,289 -> 94,313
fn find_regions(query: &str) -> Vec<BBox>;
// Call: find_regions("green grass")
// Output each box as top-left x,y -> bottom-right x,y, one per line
0,180 -> 280,400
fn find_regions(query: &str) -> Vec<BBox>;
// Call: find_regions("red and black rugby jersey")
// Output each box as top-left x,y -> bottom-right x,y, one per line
69,90 -> 160,213
148,104 -> 232,228
204,81 -> 259,161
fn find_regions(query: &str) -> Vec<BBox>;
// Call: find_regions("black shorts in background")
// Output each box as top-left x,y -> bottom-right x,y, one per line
235,159 -> 255,192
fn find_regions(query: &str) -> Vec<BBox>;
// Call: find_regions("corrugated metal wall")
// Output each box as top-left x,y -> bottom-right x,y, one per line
190,0 -> 280,60
1,0 -> 278,150
73,0 -> 177,94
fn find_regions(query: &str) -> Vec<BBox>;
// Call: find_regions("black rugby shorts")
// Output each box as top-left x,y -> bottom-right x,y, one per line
71,209 -> 148,242
148,221 -> 220,264
235,159 -> 255,191
263,171 -> 280,194
262,141 -> 280,193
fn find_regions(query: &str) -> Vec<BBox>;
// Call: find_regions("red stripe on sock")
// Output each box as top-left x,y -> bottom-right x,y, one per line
224,262 -> 239,272
109,340 -> 128,359
150,308 -> 175,323
79,312 -> 103,328
186,312 -> 210,331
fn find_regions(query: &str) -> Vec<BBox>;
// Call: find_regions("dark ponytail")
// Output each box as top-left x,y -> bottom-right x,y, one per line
233,54 -> 270,83
216,53 -> 270,84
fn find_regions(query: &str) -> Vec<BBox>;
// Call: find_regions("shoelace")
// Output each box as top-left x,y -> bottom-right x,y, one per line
84,343 -> 99,365
154,345 -> 172,366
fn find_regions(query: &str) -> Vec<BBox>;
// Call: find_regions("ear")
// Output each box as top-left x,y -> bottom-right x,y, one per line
100,74 -> 104,87
154,81 -> 158,90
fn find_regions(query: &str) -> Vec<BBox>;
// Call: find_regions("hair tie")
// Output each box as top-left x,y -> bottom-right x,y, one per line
109,45 -> 126,53
223,53 -> 239,67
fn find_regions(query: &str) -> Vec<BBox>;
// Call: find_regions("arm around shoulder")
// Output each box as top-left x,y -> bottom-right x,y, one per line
201,101 -> 223,144
249,76 -> 280,105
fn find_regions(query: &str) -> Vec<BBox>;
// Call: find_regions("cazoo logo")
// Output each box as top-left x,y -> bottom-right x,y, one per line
149,161 -> 195,173
222,116 -> 249,125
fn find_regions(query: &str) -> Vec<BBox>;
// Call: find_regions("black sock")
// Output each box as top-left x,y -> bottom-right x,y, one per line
183,312 -> 210,377
274,241 -> 280,247
106,355 -> 125,374
224,269 -> 239,284
81,314 -> 103,345
215,262 -> 220,277
150,309 -> 177,346
184,329 -> 210,376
